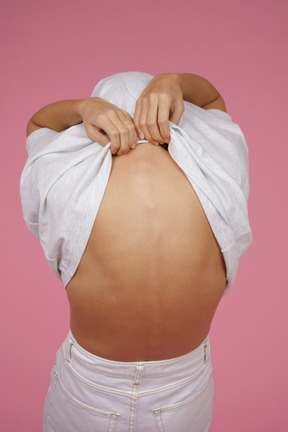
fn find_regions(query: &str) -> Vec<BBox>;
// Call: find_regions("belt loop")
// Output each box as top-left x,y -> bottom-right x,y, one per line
133,363 -> 144,386
66,337 -> 74,363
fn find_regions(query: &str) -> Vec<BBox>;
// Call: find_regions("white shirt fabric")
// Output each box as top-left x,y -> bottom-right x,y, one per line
19,71 -> 252,296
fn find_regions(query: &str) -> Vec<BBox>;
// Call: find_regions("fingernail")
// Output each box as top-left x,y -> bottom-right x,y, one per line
153,140 -> 159,145
139,132 -> 145,140
132,143 -> 136,149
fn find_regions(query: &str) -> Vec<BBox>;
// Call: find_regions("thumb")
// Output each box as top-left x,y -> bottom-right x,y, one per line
85,124 -> 110,146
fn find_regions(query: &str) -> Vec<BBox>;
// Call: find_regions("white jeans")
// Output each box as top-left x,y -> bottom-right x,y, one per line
43,330 -> 214,432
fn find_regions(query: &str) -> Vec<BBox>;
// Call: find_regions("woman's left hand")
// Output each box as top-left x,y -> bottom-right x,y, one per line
133,73 -> 184,146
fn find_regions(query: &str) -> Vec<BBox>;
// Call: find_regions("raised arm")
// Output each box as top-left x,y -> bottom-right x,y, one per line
26,99 -> 84,137
26,98 -> 139,156
177,73 -> 227,112
133,72 -> 227,146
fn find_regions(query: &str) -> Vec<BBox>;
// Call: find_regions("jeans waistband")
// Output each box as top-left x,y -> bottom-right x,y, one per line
62,329 -> 211,379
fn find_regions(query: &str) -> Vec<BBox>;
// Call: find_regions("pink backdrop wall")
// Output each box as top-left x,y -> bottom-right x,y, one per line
1,0 -> 287,430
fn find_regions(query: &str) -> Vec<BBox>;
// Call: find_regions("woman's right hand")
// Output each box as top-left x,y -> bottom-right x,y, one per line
79,97 -> 139,156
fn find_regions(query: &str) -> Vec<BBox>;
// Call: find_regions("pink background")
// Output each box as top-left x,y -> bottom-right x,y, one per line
1,0 -> 287,430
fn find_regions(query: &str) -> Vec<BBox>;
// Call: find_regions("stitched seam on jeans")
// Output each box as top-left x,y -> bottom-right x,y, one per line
69,351 -> 207,379
47,368 -> 58,423
54,372 -> 120,417
152,409 -> 164,432
65,346 -> 209,395
47,419 -> 58,432
138,361 -> 210,397
67,352 -> 135,379
142,342 -> 210,378
152,368 -> 214,412
66,361 -> 133,398
144,346 -> 211,378
69,332 -> 208,369
61,344 -> 211,398
129,382 -> 139,432
67,349 -> 209,380
61,346 -> 132,398
153,409 -> 165,432
66,337 -> 210,379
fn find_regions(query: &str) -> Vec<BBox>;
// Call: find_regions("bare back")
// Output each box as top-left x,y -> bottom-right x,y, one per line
65,142 -> 227,361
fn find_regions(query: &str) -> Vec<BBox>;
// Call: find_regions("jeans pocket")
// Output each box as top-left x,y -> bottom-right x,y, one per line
152,369 -> 214,432
46,370 -> 120,432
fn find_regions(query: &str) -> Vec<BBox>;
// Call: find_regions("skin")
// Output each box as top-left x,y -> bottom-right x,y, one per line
26,73 -> 228,361
65,141 -> 227,361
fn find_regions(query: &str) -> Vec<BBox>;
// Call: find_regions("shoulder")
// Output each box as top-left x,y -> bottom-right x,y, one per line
202,94 -> 227,113
26,120 -> 43,137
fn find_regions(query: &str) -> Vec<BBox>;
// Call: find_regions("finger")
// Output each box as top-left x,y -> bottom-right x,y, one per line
158,96 -> 172,143
100,116 -> 121,155
128,121 -> 139,150
110,111 -> 131,156
169,100 -> 185,126
138,98 -> 154,144
146,94 -> 165,144
90,113 -> 121,154
115,111 -> 130,154
118,111 -> 138,153
133,100 -> 145,140
84,122 -> 110,146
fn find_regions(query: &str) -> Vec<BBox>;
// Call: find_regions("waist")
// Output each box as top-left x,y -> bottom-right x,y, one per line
62,328 -> 211,379
66,260 -> 225,361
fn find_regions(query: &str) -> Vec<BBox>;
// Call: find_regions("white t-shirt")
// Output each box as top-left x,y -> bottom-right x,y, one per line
19,71 -> 253,296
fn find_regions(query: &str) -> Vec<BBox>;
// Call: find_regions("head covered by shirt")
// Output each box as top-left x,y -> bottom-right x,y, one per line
90,71 -> 154,117
20,71 -> 253,295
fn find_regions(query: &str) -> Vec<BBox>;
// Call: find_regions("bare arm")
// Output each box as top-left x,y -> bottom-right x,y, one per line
26,98 -> 139,156
176,73 -> 227,112
133,72 -> 227,145
27,73 -> 226,152
26,99 -> 84,137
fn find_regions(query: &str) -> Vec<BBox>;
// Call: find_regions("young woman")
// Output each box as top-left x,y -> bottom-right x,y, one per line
20,71 -> 252,431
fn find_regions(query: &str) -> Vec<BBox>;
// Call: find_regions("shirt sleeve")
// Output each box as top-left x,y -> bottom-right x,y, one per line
19,128 -> 60,241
